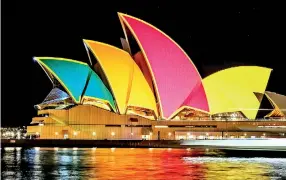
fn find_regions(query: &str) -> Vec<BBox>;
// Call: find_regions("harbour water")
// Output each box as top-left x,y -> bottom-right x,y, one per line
1,147 -> 286,179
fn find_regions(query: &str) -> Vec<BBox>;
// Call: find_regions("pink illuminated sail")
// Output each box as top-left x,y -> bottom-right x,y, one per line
118,13 -> 209,119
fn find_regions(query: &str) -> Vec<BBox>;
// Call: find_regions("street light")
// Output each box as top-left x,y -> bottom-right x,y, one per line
168,132 -> 172,140
111,132 -> 115,140
206,133 -> 209,138
17,131 -> 20,139
187,132 -> 191,140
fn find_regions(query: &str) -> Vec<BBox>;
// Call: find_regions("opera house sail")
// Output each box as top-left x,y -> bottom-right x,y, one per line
27,12 -> 286,140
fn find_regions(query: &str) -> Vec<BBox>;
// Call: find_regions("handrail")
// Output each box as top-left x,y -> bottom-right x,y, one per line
158,118 -> 286,122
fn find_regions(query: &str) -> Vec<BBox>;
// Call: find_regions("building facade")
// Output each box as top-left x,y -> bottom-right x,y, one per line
27,105 -> 286,140
27,12 -> 286,140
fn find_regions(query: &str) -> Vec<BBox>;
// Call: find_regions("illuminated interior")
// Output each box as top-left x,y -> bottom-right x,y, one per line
212,112 -> 246,120
173,108 -> 210,121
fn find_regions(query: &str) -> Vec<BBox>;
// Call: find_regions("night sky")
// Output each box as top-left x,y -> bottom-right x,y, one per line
2,2 -> 285,126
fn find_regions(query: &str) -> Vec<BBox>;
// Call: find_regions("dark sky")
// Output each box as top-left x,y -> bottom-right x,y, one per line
2,2 -> 286,126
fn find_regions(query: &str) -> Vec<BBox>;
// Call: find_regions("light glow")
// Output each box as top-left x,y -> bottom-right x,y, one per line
155,125 -> 168,128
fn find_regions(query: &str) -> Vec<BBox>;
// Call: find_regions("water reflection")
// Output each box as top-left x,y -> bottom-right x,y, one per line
1,148 -> 286,179
184,157 -> 277,180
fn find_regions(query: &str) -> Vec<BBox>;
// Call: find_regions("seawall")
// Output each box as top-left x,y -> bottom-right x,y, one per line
1,139 -> 182,148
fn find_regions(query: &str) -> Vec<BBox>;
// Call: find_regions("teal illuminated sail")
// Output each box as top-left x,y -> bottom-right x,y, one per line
34,57 -> 116,111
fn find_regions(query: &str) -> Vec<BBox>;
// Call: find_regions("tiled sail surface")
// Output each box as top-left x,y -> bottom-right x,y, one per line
118,13 -> 209,119
34,57 -> 116,112
203,66 -> 272,119
84,40 -> 158,118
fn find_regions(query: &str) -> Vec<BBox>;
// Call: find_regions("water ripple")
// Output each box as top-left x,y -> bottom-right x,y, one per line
1,148 -> 286,179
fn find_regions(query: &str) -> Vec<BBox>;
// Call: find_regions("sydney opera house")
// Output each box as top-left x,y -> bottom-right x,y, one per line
27,13 -> 286,140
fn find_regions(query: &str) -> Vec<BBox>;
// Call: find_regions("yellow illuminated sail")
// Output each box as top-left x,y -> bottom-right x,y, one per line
83,40 -> 158,118
203,66 -> 272,119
